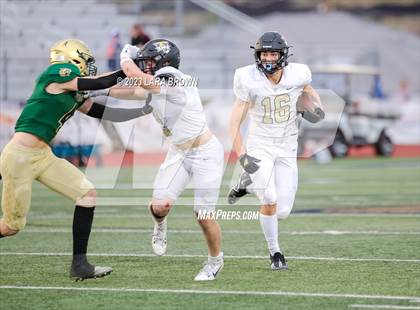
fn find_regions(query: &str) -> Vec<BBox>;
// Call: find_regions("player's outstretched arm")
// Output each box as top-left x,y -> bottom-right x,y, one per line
45,70 -> 126,94
77,95 -> 152,122
90,86 -> 149,101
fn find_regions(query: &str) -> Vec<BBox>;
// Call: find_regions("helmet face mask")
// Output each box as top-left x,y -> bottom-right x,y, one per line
86,60 -> 97,76
50,39 -> 97,76
135,39 -> 180,75
136,57 -> 157,75
76,50 -> 97,76
258,50 -> 282,74
252,32 -> 290,75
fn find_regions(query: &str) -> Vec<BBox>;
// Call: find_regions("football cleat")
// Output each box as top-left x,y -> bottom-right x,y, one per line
194,256 -> 224,281
227,172 -> 252,205
270,252 -> 288,270
152,218 -> 167,256
70,258 -> 113,281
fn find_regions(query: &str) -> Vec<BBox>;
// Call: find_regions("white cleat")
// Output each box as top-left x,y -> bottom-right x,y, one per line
194,255 -> 224,281
152,218 -> 167,256
70,265 -> 113,281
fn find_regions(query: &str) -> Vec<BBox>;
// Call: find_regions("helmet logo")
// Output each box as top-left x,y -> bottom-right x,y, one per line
153,41 -> 171,54
59,67 -> 72,77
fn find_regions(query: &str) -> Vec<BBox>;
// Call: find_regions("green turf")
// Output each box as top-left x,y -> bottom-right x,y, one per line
1,158 -> 419,309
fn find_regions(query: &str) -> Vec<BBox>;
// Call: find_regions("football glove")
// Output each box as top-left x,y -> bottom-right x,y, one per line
76,91 -> 89,103
141,93 -> 153,115
301,107 -> 325,123
239,153 -> 261,174
120,44 -> 140,65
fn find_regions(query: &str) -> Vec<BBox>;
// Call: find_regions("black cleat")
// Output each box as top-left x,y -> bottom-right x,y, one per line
227,172 -> 252,205
70,255 -> 113,281
270,252 -> 288,270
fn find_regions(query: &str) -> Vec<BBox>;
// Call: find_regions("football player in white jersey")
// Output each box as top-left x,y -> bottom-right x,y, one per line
94,39 -> 224,281
228,32 -> 324,270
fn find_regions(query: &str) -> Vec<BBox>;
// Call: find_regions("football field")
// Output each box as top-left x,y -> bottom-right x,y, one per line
1,158 -> 419,309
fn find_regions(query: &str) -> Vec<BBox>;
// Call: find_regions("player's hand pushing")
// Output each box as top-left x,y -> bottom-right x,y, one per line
239,153 -> 261,174
120,44 -> 141,63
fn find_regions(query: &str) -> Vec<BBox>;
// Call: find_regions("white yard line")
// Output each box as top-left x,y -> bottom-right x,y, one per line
22,228 -> 420,236
0,252 -> 419,263
349,304 -> 420,309
28,212 -> 420,218
0,285 -> 418,301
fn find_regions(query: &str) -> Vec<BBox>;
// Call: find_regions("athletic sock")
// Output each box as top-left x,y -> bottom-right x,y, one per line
72,205 -> 95,260
157,217 -> 167,227
208,252 -> 224,264
259,213 -> 280,255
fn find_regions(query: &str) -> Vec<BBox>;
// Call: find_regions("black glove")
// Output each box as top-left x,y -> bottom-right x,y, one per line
239,153 -> 261,174
301,107 -> 325,123
141,93 -> 153,115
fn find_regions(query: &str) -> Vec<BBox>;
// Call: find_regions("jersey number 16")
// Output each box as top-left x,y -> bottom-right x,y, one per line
261,94 -> 291,124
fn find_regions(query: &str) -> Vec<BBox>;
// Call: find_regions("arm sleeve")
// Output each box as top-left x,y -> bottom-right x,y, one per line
233,70 -> 250,102
77,70 -> 126,91
86,101 -> 150,122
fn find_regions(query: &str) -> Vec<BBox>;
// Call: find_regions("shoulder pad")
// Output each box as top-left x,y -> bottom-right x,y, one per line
284,63 -> 311,87
154,66 -> 182,78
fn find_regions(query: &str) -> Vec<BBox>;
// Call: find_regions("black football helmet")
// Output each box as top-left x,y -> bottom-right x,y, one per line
135,39 -> 180,75
251,32 -> 290,74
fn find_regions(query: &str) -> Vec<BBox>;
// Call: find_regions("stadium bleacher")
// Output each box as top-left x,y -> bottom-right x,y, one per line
0,0 -> 159,100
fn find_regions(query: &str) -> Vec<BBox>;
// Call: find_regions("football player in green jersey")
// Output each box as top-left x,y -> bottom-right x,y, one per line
0,39 -> 152,280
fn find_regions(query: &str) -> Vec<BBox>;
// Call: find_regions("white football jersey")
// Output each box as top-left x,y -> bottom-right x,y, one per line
233,62 -> 311,138
151,66 -> 208,144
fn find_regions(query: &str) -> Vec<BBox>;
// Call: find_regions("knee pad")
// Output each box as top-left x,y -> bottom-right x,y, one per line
276,186 -> 296,219
253,188 -> 276,206
276,198 -> 294,219
277,208 -> 292,219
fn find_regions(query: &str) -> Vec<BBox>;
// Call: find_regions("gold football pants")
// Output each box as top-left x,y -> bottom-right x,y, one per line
0,142 -> 94,230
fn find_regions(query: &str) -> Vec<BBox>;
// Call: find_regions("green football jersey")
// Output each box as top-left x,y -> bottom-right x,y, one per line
15,63 -> 87,144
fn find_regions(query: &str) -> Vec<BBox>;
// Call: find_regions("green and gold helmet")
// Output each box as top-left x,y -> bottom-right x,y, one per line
50,39 -> 97,76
